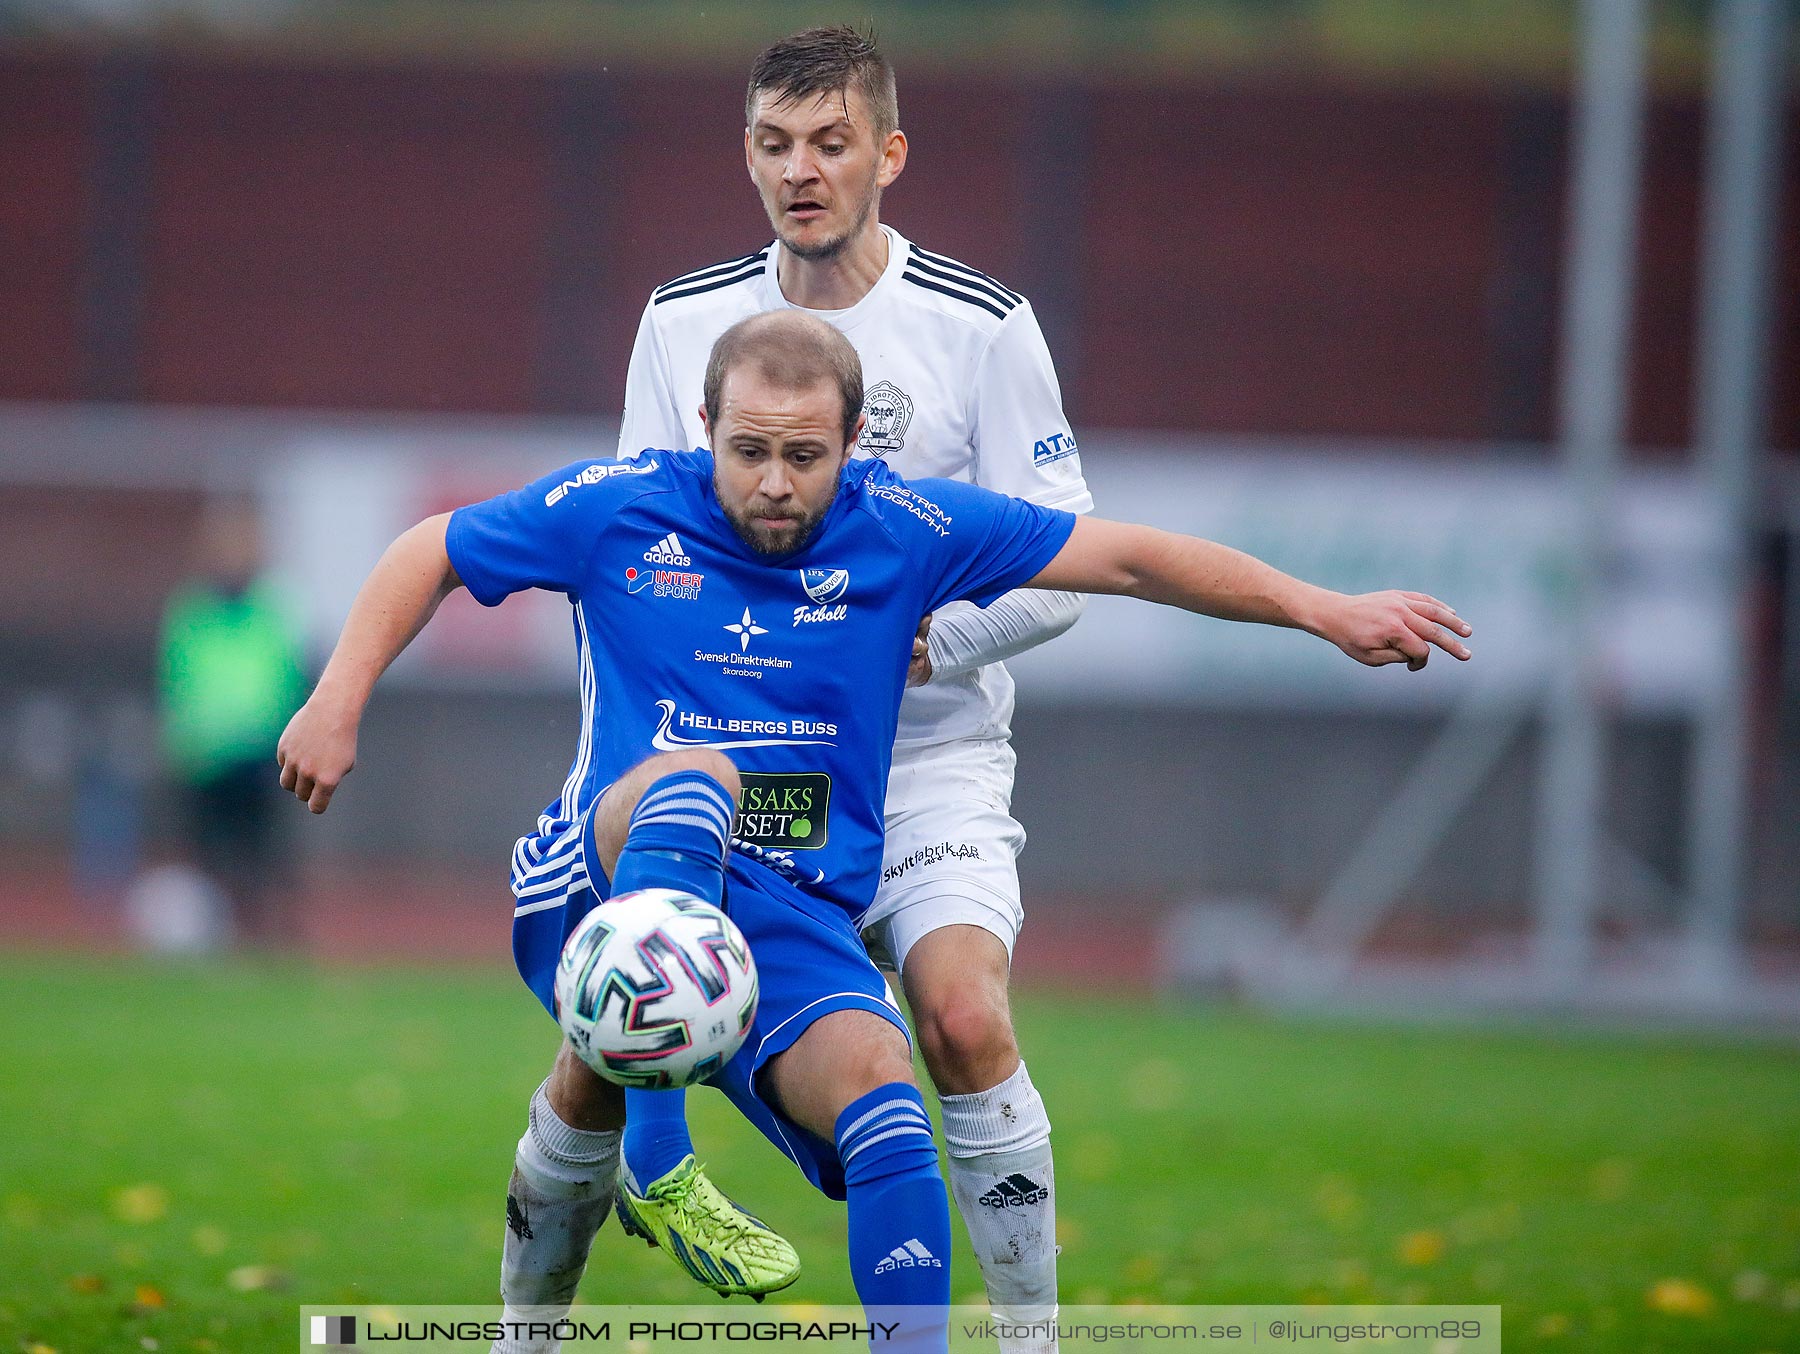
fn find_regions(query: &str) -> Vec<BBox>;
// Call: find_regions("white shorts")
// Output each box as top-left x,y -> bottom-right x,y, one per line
858,739 -> 1026,975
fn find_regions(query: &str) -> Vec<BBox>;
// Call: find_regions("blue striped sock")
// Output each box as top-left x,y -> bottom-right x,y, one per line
837,1083 -> 951,1345
609,769 -> 734,904
613,769 -> 734,1188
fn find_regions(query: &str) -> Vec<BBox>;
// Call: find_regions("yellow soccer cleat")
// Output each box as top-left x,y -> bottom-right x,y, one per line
615,1155 -> 800,1299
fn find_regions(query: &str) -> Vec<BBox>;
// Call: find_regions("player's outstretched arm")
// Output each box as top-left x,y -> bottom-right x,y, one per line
277,514 -> 462,814
1026,516 -> 1472,670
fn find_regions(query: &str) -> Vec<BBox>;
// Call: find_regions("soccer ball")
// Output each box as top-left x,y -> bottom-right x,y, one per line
554,888 -> 758,1089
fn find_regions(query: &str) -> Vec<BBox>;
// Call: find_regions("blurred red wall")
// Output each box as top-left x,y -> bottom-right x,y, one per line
2,50 -> 1795,448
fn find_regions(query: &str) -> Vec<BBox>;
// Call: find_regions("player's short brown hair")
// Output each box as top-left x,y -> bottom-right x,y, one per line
704,311 -> 865,447
746,24 -> 898,141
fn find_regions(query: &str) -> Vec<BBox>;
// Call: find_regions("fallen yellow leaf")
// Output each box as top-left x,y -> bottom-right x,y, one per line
112,1184 -> 171,1225
1125,1254 -> 1160,1282
133,1284 -> 167,1309
1398,1229 -> 1447,1266
191,1225 -> 228,1257
1647,1278 -> 1716,1316
1315,1176 -> 1361,1224
226,1265 -> 289,1292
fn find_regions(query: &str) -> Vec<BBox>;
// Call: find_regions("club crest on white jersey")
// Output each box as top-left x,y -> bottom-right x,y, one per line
858,380 -> 914,457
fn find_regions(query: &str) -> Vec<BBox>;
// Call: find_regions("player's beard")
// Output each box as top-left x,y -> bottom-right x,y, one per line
779,175 -> 879,262
717,474 -> 841,556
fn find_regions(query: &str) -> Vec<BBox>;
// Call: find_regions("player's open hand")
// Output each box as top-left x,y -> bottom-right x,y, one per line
906,613 -> 934,687
276,696 -> 359,814
1318,591 -> 1471,670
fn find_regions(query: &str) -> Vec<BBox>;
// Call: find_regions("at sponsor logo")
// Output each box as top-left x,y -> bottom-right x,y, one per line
1032,431 -> 1079,466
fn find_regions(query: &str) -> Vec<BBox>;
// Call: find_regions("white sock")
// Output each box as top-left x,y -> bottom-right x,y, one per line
493,1081 -> 620,1354
940,1062 -> 1059,1354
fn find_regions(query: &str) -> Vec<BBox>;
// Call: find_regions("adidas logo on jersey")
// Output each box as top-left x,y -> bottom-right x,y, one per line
873,1238 -> 943,1275
978,1173 -> 1049,1210
643,533 -> 692,567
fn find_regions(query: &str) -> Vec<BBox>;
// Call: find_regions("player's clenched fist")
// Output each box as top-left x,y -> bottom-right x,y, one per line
276,694 -> 359,814
1313,590 -> 1472,670
905,613 -> 934,688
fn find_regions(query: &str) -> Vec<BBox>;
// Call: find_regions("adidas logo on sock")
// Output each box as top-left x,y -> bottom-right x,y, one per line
873,1237 -> 942,1274
644,532 -> 692,566
978,1173 -> 1049,1210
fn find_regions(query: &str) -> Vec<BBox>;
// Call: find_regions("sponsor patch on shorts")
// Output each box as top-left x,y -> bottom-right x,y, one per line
881,839 -> 984,886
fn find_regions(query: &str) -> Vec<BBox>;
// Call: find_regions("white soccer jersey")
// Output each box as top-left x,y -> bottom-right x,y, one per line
618,226 -> 1093,751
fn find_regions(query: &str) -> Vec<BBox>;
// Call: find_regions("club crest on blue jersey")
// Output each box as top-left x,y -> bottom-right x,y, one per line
799,568 -> 850,605
794,567 -> 850,626
858,381 -> 914,457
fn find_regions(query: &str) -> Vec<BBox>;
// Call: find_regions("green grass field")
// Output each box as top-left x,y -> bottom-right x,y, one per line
1,955 -> 1795,1353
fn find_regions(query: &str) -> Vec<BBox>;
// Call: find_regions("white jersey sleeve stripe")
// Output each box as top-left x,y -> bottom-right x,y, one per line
653,248 -> 769,297
910,244 -> 1023,304
901,267 -> 1010,321
905,254 -> 1019,313
655,263 -> 766,306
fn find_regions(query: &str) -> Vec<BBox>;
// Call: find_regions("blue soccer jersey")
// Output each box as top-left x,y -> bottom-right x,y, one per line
446,450 -> 1076,924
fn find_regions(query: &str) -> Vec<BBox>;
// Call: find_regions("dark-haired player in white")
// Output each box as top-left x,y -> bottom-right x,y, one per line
613,26 -> 1090,1339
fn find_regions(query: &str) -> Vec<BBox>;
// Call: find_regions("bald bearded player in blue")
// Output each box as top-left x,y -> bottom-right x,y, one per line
278,311 -> 1471,1351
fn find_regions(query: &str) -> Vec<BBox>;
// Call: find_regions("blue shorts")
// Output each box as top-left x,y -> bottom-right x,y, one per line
510,813 -> 907,1201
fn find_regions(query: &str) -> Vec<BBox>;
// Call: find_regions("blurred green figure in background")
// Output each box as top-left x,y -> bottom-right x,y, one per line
157,498 -> 307,948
